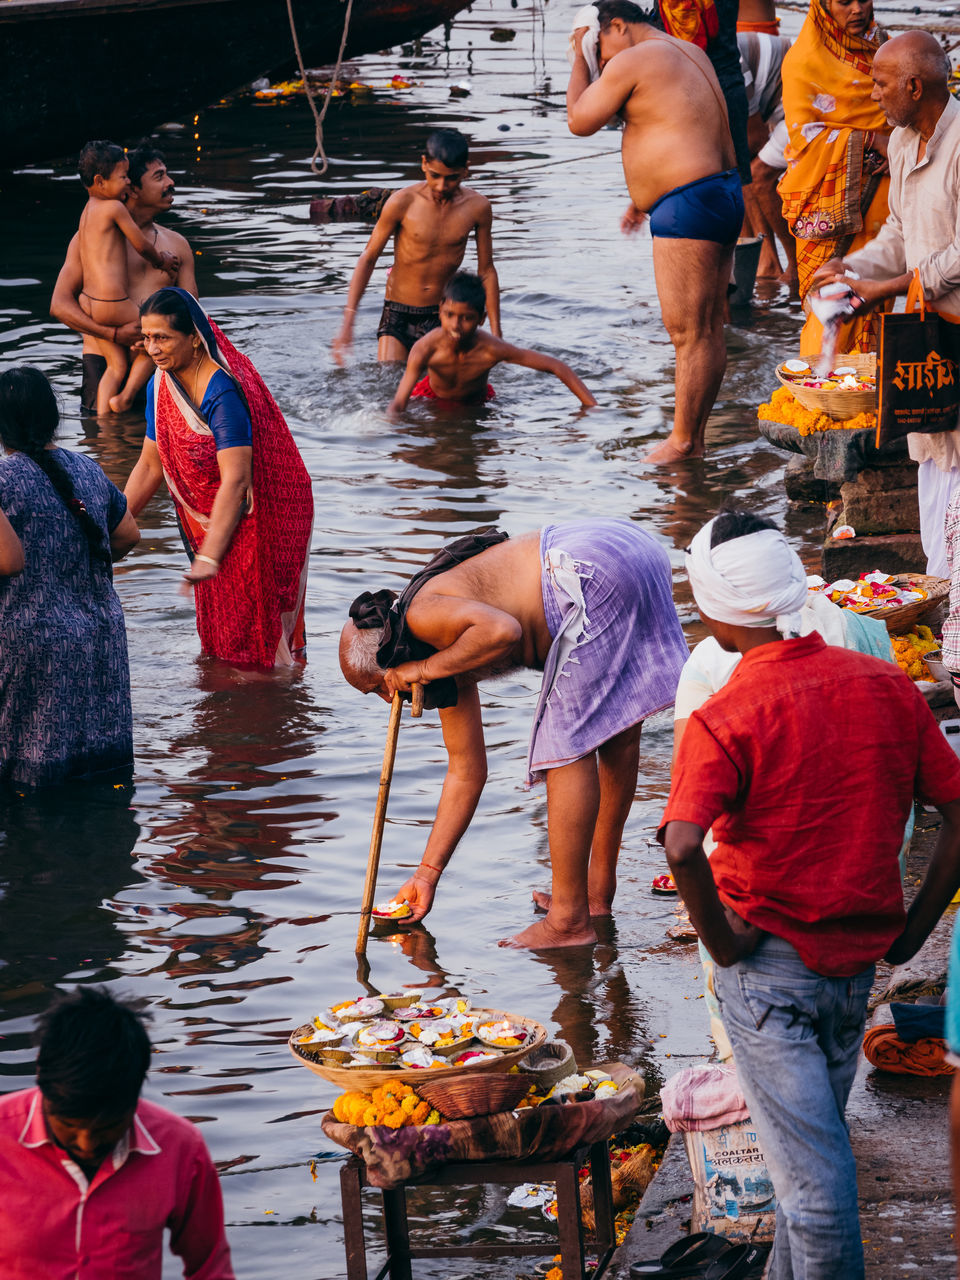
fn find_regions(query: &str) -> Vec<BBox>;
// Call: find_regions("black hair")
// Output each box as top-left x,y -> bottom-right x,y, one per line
710,507 -> 778,549
127,142 -> 166,188
77,140 -> 126,188
35,987 -> 151,1120
442,270 -> 488,317
441,271 -> 486,317
140,287 -> 194,334
424,128 -> 469,170
596,0 -> 661,28
0,368 -> 111,567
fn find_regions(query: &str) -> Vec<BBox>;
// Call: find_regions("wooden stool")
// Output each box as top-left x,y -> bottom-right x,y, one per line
339,1139 -> 615,1280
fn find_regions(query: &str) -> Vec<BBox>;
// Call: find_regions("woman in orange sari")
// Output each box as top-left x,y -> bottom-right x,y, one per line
125,288 -> 313,669
778,0 -> 890,354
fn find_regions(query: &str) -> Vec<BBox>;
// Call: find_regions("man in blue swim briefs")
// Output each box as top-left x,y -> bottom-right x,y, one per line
567,0 -> 744,463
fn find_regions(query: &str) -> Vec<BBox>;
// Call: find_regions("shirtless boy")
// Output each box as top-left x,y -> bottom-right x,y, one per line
52,145 -> 197,414
332,129 -> 500,364
76,140 -> 178,415
567,0 -> 743,463
389,272 -> 595,414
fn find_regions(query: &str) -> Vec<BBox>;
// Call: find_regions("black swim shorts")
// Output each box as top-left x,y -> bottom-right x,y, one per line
81,353 -> 107,413
376,300 -> 441,352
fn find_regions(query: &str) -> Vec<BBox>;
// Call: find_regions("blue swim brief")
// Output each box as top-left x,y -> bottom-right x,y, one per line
647,169 -> 744,244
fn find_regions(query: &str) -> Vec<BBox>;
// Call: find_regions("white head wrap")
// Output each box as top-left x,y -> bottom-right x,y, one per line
686,518 -> 808,637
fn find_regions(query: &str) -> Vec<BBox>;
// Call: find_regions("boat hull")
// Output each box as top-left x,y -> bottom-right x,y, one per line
1,0 -> 471,166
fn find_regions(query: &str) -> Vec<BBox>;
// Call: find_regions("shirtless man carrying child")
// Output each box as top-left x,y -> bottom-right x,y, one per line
567,0 -> 743,462
332,129 -> 500,363
389,273 -> 595,414
76,140 -> 178,415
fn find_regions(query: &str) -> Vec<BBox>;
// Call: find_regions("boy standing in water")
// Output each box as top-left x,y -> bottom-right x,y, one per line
332,130 -> 500,363
76,140 -> 178,415
388,273 -> 595,413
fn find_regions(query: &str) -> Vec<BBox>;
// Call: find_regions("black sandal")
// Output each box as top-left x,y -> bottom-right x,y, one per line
630,1232 -> 738,1278
703,1242 -> 770,1279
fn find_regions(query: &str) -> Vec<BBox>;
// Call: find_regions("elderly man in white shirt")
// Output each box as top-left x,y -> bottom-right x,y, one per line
810,30 -> 959,575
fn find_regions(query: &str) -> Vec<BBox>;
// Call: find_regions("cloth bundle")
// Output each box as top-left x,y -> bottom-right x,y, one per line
660,1063 -> 751,1132
686,520 -> 808,637
862,1024 -> 954,1077
568,4 -> 601,82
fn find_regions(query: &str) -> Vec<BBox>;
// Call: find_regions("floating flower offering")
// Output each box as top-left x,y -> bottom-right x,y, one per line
330,996 -> 384,1021
395,1003 -> 447,1022
373,899 -> 413,920
401,1045 -> 450,1069
477,1019 -> 529,1049
355,1020 -> 406,1050
409,1018 -> 473,1048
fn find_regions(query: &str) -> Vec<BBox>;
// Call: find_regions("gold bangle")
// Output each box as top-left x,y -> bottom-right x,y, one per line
194,553 -> 220,568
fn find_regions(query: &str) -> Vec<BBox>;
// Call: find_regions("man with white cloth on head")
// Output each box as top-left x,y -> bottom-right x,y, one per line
659,508 -> 960,1280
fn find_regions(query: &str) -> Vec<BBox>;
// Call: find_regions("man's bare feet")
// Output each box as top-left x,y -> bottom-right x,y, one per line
644,434 -> 702,463
498,918 -> 598,949
532,888 -> 613,918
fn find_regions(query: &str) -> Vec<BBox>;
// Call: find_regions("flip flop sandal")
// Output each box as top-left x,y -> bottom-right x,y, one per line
703,1243 -> 770,1279
630,1231 -> 735,1277
651,874 -> 678,896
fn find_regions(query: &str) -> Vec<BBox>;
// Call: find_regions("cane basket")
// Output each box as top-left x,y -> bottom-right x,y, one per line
776,353 -> 876,420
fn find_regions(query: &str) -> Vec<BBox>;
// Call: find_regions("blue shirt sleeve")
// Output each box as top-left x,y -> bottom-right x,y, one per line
202,370 -> 253,451
145,377 -> 156,442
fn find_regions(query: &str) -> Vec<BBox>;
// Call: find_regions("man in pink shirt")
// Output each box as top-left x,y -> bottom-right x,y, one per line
0,987 -> 234,1279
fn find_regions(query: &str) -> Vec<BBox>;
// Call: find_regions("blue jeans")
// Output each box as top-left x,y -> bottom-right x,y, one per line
714,934 -> 874,1280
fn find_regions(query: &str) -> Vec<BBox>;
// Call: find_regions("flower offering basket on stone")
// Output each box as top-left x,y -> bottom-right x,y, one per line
776,352 -> 876,420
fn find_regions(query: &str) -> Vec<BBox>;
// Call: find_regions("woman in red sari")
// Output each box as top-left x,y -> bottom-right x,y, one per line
125,288 -> 313,669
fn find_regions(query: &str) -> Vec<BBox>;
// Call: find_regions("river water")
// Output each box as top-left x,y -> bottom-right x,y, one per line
0,1 -> 838,1275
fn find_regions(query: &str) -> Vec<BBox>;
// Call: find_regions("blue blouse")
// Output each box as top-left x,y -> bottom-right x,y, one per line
146,369 -> 253,450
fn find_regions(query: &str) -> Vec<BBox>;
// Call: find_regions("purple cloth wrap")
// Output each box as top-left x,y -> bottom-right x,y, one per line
526,520 -> 688,785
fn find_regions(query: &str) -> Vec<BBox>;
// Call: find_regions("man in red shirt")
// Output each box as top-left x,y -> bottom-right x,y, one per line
661,509 -> 960,1280
0,987 -> 234,1279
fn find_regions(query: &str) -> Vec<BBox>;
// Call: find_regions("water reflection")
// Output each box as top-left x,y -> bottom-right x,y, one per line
0,788 -> 141,1037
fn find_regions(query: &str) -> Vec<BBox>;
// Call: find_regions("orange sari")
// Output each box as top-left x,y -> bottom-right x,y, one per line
778,0 -> 890,353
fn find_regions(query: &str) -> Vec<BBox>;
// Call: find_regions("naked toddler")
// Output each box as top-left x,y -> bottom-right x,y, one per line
76,140 -> 178,415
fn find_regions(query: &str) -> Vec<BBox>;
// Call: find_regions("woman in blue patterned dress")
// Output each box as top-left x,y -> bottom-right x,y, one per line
0,368 -> 140,788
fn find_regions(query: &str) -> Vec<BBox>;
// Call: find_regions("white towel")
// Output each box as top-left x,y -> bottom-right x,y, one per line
568,4 -> 601,82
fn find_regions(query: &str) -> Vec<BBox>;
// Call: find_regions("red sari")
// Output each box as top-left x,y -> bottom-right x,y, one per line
153,320 -> 313,668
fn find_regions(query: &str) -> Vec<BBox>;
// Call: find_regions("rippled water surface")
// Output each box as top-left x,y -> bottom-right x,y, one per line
0,2 -> 838,1274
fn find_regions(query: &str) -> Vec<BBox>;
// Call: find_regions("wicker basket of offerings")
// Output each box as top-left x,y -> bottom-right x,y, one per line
861,574 -> 949,631
288,1007 -> 546,1091
775,353 -> 875,420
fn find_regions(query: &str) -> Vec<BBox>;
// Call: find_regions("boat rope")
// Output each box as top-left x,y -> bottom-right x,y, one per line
285,0 -> 355,175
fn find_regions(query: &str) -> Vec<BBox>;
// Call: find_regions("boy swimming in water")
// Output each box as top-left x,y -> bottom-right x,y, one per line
332,129 -> 501,363
388,272 -> 596,413
76,140 -> 178,415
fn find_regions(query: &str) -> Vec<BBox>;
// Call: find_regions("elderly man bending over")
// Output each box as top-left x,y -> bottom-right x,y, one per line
661,508 -> 960,1279
811,31 -> 960,576
340,520 -> 689,949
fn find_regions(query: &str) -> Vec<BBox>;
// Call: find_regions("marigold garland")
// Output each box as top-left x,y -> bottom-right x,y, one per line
332,1083 -> 439,1127
758,386 -> 876,437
